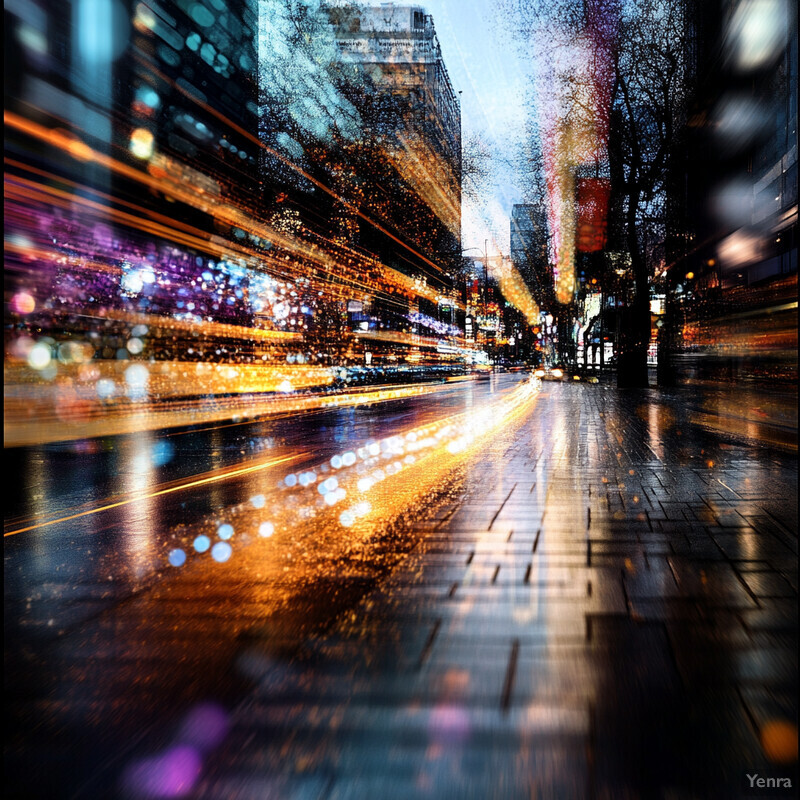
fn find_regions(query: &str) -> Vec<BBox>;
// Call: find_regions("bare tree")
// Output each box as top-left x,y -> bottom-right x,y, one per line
609,0 -> 689,386
508,0 -> 690,385
461,131 -> 496,203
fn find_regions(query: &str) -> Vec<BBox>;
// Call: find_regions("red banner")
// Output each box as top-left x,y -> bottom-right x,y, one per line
576,178 -> 611,252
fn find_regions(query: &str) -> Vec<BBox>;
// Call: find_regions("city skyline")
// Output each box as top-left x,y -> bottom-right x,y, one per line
421,0 -> 530,257
4,1 -> 797,797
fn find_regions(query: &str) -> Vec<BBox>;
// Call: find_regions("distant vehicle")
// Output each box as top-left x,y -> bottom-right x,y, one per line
471,364 -> 492,380
534,365 -> 565,381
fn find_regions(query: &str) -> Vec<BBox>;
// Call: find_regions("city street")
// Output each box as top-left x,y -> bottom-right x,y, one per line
4,0 -> 798,796
5,376 -> 797,798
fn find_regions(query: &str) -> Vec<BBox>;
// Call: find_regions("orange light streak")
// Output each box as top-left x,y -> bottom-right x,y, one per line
130,54 -> 455,284
3,374 -> 472,447
5,135 -> 441,308
4,453 -> 303,537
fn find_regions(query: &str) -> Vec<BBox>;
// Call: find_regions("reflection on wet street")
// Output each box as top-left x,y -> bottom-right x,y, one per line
5,376 -> 797,798
4,0 -> 798,791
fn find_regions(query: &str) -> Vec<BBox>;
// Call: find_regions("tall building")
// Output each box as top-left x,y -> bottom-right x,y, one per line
663,0 -> 797,386
325,3 -> 462,273
510,204 -> 552,308
256,2 -> 463,365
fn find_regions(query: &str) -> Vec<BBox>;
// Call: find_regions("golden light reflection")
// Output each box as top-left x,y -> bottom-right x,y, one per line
144,378 -> 542,579
4,453 -> 303,537
122,430 -> 157,582
4,371 -> 487,447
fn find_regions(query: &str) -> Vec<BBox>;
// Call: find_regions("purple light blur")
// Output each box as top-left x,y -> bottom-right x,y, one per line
121,745 -> 201,798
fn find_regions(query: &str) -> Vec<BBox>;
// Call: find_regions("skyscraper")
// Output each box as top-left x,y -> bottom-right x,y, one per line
325,3 -> 462,276
510,203 -> 552,308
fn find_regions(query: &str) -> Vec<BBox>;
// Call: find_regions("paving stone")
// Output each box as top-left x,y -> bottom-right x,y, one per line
740,572 -> 797,598
6,382 -> 796,799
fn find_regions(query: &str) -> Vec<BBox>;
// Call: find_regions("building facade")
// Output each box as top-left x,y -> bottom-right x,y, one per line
663,0 -> 797,387
257,1 -> 464,366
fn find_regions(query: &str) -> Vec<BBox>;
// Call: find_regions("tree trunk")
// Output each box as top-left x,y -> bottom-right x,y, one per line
617,188 -> 651,388
656,288 -> 679,387
617,299 -> 650,387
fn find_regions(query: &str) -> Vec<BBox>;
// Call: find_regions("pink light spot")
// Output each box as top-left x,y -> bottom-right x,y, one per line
122,745 -> 201,798
11,292 -> 35,314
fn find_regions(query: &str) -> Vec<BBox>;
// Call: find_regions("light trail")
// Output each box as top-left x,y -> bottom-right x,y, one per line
75,308 -> 301,344
6,112 -> 454,307
130,54 -> 456,284
5,113 -> 442,307
4,452 -> 304,537
4,166 -> 401,305
154,375 -> 542,574
3,373 -> 485,447
6,377 -> 540,544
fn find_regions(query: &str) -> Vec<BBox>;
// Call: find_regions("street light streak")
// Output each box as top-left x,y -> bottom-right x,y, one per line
6,145 -> 440,317
3,453 -> 303,537
5,113 -> 434,306
4,375 -> 478,448
131,53 -> 454,282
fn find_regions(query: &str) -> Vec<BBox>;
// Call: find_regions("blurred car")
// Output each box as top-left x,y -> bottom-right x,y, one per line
535,365 -> 565,381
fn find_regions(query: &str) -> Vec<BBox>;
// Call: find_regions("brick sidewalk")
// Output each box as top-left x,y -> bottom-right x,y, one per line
196,382 -> 798,799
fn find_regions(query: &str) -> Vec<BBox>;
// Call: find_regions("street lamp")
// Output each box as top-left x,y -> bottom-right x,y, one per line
460,243 -> 489,311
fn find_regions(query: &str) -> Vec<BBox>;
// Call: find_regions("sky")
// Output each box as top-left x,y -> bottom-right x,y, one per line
417,0 -> 534,258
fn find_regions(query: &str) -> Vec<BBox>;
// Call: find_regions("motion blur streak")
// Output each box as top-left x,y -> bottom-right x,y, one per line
130,50 -> 458,275
4,370 -> 486,447
4,453 -> 303,537
5,111 -> 438,302
160,375 -> 541,575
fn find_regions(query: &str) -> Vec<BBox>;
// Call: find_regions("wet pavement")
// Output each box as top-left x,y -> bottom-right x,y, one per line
4,378 -> 798,799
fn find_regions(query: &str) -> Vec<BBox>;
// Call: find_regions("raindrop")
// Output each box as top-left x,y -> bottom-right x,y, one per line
217,523 -> 234,540
211,542 -> 232,562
